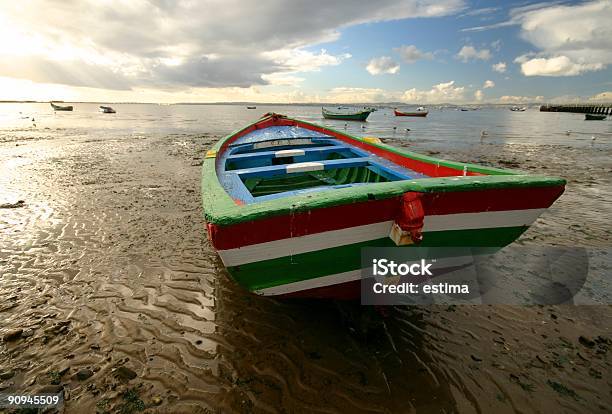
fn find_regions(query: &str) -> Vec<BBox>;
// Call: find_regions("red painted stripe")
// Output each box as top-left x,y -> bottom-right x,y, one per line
208,197 -> 399,250
422,185 -> 565,215
207,185 -> 564,250
291,119 -> 483,177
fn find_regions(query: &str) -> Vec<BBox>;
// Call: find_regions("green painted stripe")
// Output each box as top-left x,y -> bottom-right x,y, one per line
227,226 -> 528,291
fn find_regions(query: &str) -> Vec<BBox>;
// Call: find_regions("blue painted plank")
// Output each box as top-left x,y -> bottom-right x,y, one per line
226,145 -> 351,161
230,126 -> 330,146
218,172 -> 255,204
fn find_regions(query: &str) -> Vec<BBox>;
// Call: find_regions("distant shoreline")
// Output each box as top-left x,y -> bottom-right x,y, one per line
3,100 -> 610,107
0,100 -> 547,106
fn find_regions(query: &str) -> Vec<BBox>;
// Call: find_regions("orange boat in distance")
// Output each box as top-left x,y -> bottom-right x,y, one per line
394,107 -> 428,117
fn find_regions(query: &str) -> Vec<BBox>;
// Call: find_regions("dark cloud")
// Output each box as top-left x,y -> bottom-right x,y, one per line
0,57 -> 133,90
151,56 -> 281,87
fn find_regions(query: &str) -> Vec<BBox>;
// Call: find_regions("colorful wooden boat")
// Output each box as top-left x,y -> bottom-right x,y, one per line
50,102 -> 73,111
202,113 -> 565,299
394,108 -> 428,117
322,107 -> 373,121
585,113 -> 606,120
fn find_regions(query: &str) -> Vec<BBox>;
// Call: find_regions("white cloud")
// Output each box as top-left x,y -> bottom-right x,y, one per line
514,1 -> 611,76
321,81 -> 469,103
461,2 -> 564,32
517,1 -> 611,58
460,7 -> 500,18
456,45 -> 491,62
394,45 -> 434,63
498,95 -> 544,104
516,55 -> 604,77
589,91 -> 612,102
326,87 -> 401,103
402,80 -> 465,103
261,49 -> 350,85
464,1 -> 612,77
263,49 -> 351,72
492,62 -> 507,73
483,80 -> 495,88
474,89 -> 484,101
260,73 -> 305,86
366,56 -> 400,75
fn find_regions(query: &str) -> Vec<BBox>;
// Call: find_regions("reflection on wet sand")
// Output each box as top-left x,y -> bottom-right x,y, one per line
0,114 -> 610,413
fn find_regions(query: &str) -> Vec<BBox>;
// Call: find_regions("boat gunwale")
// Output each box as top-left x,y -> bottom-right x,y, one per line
202,114 -> 566,226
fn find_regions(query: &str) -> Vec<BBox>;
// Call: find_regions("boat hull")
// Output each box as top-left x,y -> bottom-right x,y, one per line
322,109 -> 371,121
202,114 -> 565,299
394,110 -> 428,117
50,103 -> 73,111
210,187 -> 562,298
585,114 -> 606,120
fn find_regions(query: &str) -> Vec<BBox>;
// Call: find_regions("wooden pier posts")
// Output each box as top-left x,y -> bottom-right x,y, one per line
540,104 -> 612,114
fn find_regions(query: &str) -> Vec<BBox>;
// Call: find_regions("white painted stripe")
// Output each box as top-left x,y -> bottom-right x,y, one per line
286,162 -> 324,173
425,208 -> 545,232
275,149 -> 305,158
217,208 -> 546,267
218,221 -> 392,267
254,255 -> 479,296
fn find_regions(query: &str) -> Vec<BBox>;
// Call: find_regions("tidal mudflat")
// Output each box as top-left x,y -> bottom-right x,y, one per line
1,104 -> 611,413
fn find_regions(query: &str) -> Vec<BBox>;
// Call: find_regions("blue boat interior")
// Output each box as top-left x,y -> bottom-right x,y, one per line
217,126 -> 429,204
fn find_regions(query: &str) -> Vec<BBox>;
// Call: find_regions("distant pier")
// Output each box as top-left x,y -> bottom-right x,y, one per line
540,104 -> 612,114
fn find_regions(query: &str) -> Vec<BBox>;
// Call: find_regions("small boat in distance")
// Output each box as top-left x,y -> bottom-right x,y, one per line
394,107 -> 428,117
585,113 -> 606,121
201,113 -> 566,299
99,105 -> 116,113
247,106 -> 257,109
322,107 -> 373,121
510,106 -> 527,112
50,102 -> 73,111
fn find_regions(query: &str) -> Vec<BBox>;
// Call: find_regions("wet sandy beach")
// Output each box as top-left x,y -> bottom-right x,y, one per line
1,106 -> 611,413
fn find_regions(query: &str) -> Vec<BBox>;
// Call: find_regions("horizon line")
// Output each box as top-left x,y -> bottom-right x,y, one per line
3,100 -> 610,106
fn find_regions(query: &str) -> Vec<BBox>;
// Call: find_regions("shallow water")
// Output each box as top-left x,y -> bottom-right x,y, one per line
2,102 -> 611,145
1,103 -> 611,413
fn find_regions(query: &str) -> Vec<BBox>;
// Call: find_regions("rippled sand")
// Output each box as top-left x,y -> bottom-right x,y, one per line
1,124 -> 611,413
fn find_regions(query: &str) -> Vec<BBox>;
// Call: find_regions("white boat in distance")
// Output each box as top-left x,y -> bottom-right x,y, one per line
50,102 -> 73,111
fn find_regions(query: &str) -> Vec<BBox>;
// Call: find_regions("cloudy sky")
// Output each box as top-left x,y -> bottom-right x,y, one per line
0,0 -> 611,103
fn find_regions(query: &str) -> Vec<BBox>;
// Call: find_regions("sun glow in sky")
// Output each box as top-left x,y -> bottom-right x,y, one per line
0,0 -> 611,104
